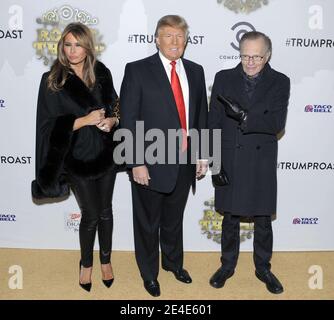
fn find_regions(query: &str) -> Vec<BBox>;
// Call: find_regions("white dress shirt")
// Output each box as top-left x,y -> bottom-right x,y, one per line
159,51 -> 190,133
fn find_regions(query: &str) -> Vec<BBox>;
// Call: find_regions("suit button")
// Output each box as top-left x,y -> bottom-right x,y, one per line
256,146 -> 261,150
236,144 -> 242,149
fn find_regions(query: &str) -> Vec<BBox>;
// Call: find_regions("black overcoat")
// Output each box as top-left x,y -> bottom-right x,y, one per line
208,63 -> 290,216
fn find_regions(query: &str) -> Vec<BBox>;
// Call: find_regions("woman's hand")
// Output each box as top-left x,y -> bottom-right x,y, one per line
96,117 -> 118,132
73,108 -> 105,131
85,108 -> 106,125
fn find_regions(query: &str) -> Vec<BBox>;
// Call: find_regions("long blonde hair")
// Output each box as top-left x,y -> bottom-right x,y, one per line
47,22 -> 96,91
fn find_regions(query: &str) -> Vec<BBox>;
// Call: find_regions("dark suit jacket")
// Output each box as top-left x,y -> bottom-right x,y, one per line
208,63 -> 290,216
120,53 -> 208,193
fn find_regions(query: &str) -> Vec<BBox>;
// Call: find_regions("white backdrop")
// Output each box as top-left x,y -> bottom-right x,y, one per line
0,0 -> 333,251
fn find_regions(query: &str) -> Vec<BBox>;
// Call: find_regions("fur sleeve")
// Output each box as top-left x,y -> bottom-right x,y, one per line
32,114 -> 76,199
32,74 -> 76,199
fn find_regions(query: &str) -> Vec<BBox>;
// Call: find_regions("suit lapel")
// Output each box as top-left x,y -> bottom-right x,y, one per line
148,53 -> 180,124
183,59 -> 195,129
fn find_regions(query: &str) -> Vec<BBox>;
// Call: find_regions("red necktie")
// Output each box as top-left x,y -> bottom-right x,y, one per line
170,61 -> 187,151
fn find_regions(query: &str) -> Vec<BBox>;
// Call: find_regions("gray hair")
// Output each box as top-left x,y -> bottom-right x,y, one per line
240,31 -> 272,55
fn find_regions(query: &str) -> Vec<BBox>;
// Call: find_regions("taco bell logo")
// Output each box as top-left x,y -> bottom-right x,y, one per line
304,105 -> 313,112
0,99 -> 5,108
0,214 -> 16,221
293,217 -> 301,224
293,217 -> 319,224
305,104 -> 332,113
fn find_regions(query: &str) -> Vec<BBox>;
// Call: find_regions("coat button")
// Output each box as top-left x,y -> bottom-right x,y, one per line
236,144 -> 242,149
256,145 -> 261,150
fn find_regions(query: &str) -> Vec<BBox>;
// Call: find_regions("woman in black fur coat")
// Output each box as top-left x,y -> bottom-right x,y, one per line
32,22 -> 120,292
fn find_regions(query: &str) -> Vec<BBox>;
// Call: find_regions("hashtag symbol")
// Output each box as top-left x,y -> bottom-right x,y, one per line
285,38 -> 291,47
128,35 -> 133,43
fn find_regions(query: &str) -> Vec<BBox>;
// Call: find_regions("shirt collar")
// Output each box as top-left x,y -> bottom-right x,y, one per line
158,51 -> 181,68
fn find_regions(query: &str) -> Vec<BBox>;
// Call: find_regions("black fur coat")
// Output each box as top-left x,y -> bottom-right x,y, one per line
32,61 -> 120,199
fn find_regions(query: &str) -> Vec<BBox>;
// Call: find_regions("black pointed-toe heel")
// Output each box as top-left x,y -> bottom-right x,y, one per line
79,261 -> 92,292
80,281 -> 92,292
101,263 -> 114,288
102,278 -> 114,288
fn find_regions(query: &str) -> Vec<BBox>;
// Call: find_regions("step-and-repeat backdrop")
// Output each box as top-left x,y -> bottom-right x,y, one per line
1,0 -> 333,251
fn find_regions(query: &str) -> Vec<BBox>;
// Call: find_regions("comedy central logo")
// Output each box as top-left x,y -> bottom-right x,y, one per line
199,198 -> 254,244
33,5 -> 105,66
217,0 -> 270,14
219,21 -> 256,60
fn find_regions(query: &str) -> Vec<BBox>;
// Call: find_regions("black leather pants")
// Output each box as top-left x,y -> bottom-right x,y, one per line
68,169 -> 117,268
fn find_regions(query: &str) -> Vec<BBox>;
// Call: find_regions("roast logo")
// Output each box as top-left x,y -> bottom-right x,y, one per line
278,162 -> 334,170
1,5 -> 23,40
0,30 -> 23,39
0,156 -> 31,164
127,34 -> 204,45
217,0 -> 269,14
0,99 -> 5,108
199,198 -> 254,244
33,5 -> 105,66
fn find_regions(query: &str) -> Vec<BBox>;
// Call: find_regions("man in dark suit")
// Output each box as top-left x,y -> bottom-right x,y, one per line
120,15 -> 208,297
208,31 -> 290,294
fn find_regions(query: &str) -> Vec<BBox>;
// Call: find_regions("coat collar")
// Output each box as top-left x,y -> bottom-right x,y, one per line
248,63 -> 275,103
62,61 -> 114,111
233,63 -> 275,107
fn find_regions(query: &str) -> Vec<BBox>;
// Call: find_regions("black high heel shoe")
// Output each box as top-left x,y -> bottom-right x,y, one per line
102,278 -> 114,288
79,261 -> 92,292
101,263 -> 114,288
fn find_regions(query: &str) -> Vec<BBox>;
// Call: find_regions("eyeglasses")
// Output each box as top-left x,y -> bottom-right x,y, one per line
240,55 -> 264,62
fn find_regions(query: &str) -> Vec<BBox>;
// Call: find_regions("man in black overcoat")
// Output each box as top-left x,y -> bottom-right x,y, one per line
208,31 -> 290,294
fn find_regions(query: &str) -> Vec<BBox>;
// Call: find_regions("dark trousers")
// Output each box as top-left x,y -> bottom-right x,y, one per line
68,169 -> 117,268
220,213 -> 273,272
131,164 -> 193,281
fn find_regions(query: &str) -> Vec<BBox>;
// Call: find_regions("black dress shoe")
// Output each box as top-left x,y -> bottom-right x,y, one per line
209,266 -> 234,288
163,267 -> 192,284
144,280 -> 160,297
255,270 -> 284,294
79,261 -> 92,292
